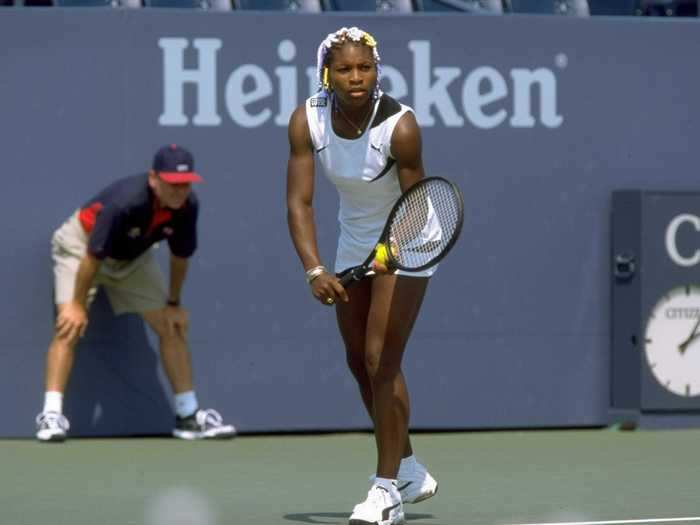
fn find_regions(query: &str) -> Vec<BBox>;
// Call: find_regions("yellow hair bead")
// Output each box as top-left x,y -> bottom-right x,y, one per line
363,33 -> 377,48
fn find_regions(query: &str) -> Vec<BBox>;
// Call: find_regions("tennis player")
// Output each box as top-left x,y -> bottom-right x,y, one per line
35,145 -> 236,443
286,27 -> 438,525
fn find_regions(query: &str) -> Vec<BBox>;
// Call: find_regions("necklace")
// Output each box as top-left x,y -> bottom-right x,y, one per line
335,100 -> 374,136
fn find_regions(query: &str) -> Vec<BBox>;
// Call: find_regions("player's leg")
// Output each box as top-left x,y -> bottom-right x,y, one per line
140,307 -> 235,440
44,303 -> 81,393
37,217 -> 95,443
366,274 -> 427,479
337,274 -> 431,506
336,278 -> 373,415
339,277 -> 404,524
335,279 -> 414,459
366,274 -> 437,504
345,274 -> 428,524
37,303 -> 81,443
110,251 -> 235,439
141,308 -> 194,392
106,252 -> 195,395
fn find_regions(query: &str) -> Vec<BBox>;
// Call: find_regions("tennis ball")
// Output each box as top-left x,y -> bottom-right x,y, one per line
374,243 -> 390,265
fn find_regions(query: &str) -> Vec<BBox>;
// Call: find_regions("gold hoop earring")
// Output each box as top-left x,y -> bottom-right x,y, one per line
322,67 -> 330,91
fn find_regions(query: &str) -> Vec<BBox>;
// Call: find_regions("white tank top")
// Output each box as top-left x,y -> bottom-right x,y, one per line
305,93 -> 415,274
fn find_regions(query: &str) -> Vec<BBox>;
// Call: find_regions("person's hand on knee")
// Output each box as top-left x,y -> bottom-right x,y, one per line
164,304 -> 189,339
55,301 -> 88,341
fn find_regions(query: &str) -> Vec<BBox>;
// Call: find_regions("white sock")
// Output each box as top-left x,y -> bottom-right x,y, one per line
400,455 -> 418,473
43,391 -> 63,414
375,477 -> 400,499
174,391 -> 198,418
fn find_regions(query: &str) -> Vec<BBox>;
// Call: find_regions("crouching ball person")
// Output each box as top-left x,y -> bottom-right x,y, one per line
35,144 -> 236,443
286,28 -> 438,525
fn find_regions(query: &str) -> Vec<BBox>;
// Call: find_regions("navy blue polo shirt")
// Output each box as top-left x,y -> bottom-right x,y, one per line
78,173 -> 198,261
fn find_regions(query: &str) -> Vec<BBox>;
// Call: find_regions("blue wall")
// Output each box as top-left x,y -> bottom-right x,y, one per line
1,11 -> 699,436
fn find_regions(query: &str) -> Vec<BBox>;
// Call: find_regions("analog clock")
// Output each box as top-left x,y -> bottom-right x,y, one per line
644,285 -> 700,397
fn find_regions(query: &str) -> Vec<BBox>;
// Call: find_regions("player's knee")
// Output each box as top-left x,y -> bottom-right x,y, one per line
365,353 -> 402,381
365,351 -> 401,383
52,331 -> 80,348
364,350 -> 380,377
370,366 -> 401,388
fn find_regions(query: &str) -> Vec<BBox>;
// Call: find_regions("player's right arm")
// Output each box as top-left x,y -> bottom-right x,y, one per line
286,105 -> 320,271
56,253 -> 101,340
286,105 -> 348,304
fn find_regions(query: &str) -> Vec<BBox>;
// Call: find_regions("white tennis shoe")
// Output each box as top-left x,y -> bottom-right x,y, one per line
349,484 -> 405,525
370,460 -> 438,504
172,408 -> 236,440
35,411 -> 70,443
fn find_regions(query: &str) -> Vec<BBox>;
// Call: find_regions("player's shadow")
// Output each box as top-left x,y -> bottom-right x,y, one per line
63,290 -> 173,437
283,512 -> 437,524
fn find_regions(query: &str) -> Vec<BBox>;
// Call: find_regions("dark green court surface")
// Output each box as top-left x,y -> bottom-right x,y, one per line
1,429 -> 698,525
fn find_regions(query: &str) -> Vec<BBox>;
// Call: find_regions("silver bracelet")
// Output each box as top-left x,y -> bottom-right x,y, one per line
305,265 -> 326,284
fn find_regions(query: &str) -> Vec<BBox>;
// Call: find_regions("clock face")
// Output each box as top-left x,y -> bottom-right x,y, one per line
644,285 -> 700,397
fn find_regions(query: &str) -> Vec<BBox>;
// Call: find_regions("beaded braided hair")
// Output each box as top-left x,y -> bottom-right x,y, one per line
315,26 -> 383,102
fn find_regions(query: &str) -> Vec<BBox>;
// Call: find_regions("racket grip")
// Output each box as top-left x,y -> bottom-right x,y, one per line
339,267 -> 367,288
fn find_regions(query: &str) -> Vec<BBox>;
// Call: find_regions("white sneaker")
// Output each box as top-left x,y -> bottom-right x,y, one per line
370,460 -> 438,504
172,408 -> 237,440
349,484 -> 405,525
35,412 -> 70,443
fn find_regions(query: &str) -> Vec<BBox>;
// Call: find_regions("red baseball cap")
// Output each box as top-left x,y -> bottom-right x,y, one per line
153,144 -> 203,184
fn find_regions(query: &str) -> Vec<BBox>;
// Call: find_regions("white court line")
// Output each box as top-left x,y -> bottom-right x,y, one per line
506,517 -> 700,525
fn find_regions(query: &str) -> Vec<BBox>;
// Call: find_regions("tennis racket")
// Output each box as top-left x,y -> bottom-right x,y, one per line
339,176 -> 464,288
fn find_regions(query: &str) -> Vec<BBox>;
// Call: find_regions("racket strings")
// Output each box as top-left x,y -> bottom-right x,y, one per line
388,180 -> 462,269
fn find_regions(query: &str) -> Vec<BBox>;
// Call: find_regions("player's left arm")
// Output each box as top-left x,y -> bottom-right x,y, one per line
391,111 -> 425,193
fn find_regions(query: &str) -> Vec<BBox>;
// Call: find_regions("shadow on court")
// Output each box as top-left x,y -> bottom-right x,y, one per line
283,512 -> 437,524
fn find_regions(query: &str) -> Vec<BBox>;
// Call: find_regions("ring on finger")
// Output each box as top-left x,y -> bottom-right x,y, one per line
325,297 -> 334,305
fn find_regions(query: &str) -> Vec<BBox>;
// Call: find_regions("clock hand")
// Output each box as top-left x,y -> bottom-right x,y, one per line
679,334 -> 700,355
678,315 -> 700,354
